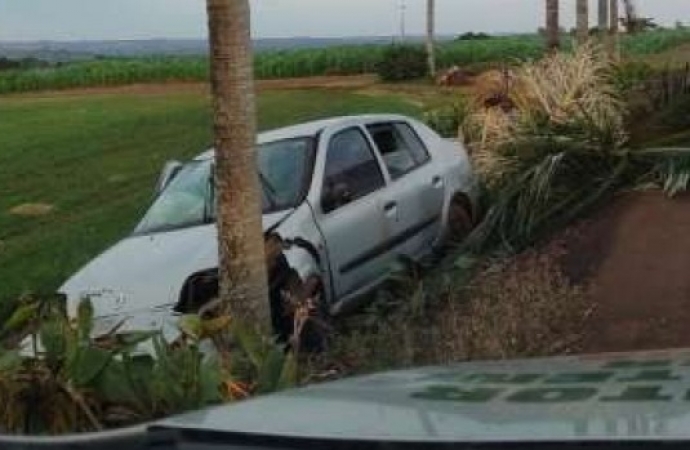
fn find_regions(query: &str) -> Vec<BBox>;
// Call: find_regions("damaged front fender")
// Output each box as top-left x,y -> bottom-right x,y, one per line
178,203 -> 330,324
264,202 -> 330,300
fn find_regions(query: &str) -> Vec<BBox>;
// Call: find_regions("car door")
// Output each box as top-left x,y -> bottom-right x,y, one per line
364,121 -> 446,259
315,126 -> 395,300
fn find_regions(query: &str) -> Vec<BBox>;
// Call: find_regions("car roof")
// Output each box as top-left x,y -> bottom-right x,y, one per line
194,114 -> 413,161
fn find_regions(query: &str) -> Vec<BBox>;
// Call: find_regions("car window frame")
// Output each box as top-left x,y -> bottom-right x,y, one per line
259,135 -> 319,215
320,126 -> 387,214
365,121 -> 432,181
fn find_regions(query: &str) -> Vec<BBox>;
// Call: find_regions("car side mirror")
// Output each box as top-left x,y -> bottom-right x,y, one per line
155,160 -> 183,195
322,181 -> 353,213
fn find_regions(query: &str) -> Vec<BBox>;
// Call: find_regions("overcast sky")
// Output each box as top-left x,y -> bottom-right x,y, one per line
0,0 -> 687,41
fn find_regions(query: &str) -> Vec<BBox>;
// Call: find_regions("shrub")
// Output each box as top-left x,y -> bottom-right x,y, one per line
376,44 -> 428,82
458,44 -> 690,254
457,32 -> 493,41
612,61 -> 655,93
464,44 -> 627,188
657,93 -> 690,130
626,64 -> 690,142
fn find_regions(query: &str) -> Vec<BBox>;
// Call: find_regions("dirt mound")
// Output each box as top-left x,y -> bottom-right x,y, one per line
555,191 -> 690,353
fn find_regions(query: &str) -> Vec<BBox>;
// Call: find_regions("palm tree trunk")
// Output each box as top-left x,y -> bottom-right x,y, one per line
426,0 -> 436,78
576,0 -> 589,45
609,0 -> 620,60
546,0 -> 560,51
205,0 -> 271,333
598,0 -> 609,38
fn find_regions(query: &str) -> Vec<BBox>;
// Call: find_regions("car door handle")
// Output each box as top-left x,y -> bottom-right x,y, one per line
384,201 -> 397,212
432,175 -> 444,187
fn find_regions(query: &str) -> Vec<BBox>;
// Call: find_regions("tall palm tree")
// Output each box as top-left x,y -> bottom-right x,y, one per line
205,0 -> 271,333
598,0 -> 609,38
609,0 -> 620,60
426,0 -> 436,78
576,0 -> 589,45
545,0 -> 560,51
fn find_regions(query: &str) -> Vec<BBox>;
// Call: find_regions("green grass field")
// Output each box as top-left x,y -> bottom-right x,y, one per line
0,88 -> 421,302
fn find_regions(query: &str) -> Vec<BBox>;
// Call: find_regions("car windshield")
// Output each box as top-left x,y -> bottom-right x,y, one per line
134,137 -> 314,234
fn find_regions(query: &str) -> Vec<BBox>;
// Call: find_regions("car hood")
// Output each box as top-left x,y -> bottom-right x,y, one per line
60,210 -> 292,320
156,348 -> 690,444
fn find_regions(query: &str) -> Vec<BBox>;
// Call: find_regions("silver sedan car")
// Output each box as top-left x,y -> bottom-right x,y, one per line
60,114 -> 478,340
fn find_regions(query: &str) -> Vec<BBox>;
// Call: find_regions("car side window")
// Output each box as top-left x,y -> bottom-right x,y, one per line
367,122 -> 430,180
395,122 -> 431,166
322,127 -> 385,213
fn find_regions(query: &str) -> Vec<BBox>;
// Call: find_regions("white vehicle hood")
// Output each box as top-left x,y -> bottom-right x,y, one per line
60,210 -> 292,322
157,349 -> 690,444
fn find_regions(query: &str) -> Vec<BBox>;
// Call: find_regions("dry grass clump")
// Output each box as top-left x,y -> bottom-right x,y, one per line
438,252 -> 593,362
322,250 -> 593,375
511,46 -> 624,132
463,44 -> 628,186
8,203 -> 54,217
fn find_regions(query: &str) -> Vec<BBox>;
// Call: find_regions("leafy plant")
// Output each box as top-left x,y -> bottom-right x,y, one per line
91,334 -> 223,427
632,147 -> 690,197
231,323 -> 297,395
0,295 -> 299,435
423,99 -> 469,138
0,298 -> 149,434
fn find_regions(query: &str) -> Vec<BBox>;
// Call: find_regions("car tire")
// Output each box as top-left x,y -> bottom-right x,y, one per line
446,193 -> 475,247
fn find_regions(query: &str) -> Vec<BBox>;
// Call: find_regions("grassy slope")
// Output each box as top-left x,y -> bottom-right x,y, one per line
0,88 -> 420,301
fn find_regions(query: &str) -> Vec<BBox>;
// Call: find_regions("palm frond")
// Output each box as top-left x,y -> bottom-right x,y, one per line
464,44 -> 627,188
463,151 -> 627,254
632,147 -> 690,197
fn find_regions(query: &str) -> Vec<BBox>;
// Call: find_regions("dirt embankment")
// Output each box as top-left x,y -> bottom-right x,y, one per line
556,191 -> 690,353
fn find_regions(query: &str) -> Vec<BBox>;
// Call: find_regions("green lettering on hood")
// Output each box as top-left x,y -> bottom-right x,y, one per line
507,387 -> 598,403
412,385 -> 503,403
617,370 -> 681,382
461,373 -> 542,384
544,372 -> 614,384
603,360 -> 671,369
601,386 -> 672,402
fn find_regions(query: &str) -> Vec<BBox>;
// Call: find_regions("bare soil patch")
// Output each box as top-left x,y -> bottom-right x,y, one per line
2,75 -> 379,99
8,203 -> 55,217
554,191 -> 690,353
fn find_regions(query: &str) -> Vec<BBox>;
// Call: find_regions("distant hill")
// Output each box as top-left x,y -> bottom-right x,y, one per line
0,36 -> 454,62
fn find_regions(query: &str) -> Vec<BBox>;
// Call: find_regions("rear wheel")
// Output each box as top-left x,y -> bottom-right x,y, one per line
446,193 -> 475,247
